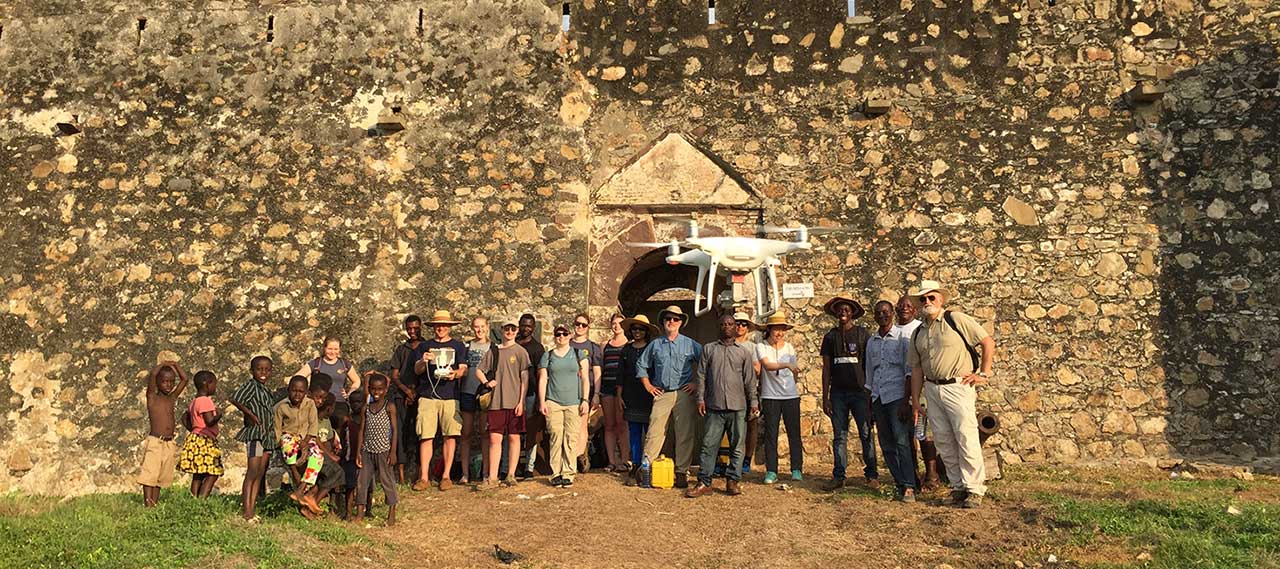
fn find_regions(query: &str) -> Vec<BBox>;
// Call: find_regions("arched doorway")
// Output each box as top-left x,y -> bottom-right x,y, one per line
617,247 -> 721,344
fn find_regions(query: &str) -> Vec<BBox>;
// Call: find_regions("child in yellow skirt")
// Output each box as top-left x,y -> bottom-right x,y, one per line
179,370 -> 223,497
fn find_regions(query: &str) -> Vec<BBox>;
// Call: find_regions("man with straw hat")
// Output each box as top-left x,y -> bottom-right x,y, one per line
637,305 -> 703,489
820,295 -> 878,491
907,280 -> 995,509
412,309 -> 469,491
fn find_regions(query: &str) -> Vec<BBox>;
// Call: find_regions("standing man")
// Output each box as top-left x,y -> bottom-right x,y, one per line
732,312 -> 763,477
907,280 -> 995,509
686,314 -> 759,498
515,313 -> 545,480
866,300 -> 918,502
412,310 -> 469,492
895,296 -> 938,491
477,317 -> 531,488
820,295 -> 877,491
638,305 -> 703,489
389,314 -> 424,484
568,313 -> 603,473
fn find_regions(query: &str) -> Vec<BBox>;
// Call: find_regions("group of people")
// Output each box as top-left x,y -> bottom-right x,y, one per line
136,278 -> 997,523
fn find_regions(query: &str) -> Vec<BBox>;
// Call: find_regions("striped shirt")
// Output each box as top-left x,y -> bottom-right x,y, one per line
231,378 -> 279,448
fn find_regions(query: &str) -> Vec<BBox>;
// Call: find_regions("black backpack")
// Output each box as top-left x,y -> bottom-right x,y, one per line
475,344 -> 500,397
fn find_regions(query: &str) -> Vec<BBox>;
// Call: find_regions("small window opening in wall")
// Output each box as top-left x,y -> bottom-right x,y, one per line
417,8 -> 424,36
136,17 -> 147,46
266,15 -> 275,43
847,0 -> 856,17
561,3 -> 571,32
708,0 -> 716,25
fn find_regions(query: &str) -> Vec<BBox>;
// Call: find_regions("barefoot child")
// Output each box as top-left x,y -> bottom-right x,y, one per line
275,376 -> 318,499
300,392 -> 346,518
340,390 -> 365,519
354,373 -> 398,526
179,370 -> 223,497
139,361 -> 189,507
230,355 -> 279,522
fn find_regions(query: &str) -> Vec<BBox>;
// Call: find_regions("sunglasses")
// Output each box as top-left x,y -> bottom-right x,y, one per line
574,322 -> 589,328
502,326 -> 518,331
919,294 -> 940,302
735,321 -> 751,327
662,316 -> 682,322
554,331 -> 571,337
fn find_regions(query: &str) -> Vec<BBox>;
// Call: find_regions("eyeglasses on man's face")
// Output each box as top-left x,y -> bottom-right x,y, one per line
554,331 -> 571,337
919,294 -> 941,303
663,316 -> 682,323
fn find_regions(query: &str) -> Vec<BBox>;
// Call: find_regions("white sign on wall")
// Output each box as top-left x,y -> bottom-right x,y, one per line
782,282 -> 815,299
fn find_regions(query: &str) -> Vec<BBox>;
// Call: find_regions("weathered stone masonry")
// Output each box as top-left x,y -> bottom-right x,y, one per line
0,0 -> 1276,494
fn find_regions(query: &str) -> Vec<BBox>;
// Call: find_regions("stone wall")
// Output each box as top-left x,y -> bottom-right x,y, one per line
1,0 -> 1276,494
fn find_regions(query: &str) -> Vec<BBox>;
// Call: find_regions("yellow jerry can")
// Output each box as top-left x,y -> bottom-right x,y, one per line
651,455 -> 675,489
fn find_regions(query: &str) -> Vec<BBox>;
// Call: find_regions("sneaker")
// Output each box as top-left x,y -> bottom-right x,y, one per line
901,488 -> 917,503
741,458 -> 752,475
950,489 -> 970,506
961,494 -> 984,509
674,473 -> 689,489
561,478 -> 574,488
550,476 -> 563,487
411,479 -> 431,492
516,467 -> 534,481
791,470 -> 803,481
684,482 -> 713,498
763,472 -> 778,485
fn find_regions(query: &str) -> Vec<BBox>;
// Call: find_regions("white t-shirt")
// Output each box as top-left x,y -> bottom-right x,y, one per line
756,342 -> 798,400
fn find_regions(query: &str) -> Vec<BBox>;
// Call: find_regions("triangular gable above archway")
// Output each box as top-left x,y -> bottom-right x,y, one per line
593,133 -> 761,208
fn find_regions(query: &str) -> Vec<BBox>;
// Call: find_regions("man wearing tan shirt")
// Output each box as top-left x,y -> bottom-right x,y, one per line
907,280 -> 996,509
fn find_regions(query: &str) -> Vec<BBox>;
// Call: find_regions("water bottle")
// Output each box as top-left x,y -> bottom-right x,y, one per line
914,412 -> 927,441
640,455 -> 652,488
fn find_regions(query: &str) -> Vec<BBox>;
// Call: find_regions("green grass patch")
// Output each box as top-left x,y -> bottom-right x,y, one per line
1041,494 -> 1280,568
0,488 -> 365,569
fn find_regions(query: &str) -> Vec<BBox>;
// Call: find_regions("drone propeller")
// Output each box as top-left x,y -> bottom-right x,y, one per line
757,224 -> 855,235
625,241 -> 683,248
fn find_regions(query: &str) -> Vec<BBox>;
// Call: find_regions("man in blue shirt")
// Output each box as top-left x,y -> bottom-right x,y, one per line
867,300 -> 918,502
638,305 -> 703,488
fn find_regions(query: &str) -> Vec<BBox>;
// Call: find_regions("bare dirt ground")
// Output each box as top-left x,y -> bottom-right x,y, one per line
297,462 -> 1279,569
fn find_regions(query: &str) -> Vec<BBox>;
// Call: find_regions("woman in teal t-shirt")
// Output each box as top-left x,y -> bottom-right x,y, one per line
538,323 -> 590,487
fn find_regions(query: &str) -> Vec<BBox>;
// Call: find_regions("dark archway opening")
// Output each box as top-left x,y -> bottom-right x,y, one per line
618,248 -> 721,344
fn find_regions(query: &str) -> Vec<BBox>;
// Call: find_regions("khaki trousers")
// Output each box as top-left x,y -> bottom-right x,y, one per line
643,389 -> 698,473
545,401 -> 581,481
923,382 -> 987,495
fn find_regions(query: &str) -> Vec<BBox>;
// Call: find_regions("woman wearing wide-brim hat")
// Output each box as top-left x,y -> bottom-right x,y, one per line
757,312 -> 804,484
819,294 -> 878,491
618,314 -> 659,485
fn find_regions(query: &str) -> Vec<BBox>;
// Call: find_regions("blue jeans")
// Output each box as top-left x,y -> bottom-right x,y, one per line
830,388 -> 877,481
698,409 -> 745,485
873,397 -> 917,491
628,422 -> 647,464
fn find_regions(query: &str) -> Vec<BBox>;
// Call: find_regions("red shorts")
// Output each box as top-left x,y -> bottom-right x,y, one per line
487,408 -> 526,435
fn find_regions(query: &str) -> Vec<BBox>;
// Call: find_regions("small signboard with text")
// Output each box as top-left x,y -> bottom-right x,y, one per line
782,282 -> 814,299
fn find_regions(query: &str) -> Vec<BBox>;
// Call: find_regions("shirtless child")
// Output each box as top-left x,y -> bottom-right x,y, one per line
139,361 -> 189,507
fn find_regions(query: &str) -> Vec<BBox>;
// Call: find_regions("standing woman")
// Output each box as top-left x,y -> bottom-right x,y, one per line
539,323 -> 590,487
618,314 -> 658,486
757,312 -> 804,484
568,313 -> 603,473
295,336 -> 362,421
599,313 -> 630,472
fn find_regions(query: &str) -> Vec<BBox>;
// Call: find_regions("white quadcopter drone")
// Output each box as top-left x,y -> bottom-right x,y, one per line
629,219 -> 835,318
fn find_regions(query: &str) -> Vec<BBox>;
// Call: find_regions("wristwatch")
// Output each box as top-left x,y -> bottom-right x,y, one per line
977,371 -> 990,378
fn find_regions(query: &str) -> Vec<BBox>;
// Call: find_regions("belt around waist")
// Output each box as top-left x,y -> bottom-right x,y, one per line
925,377 -> 957,385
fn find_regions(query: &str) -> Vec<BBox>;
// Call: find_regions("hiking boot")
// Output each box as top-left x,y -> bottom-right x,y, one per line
684,481 -> 712,498
950,489 -> 970,506
726,480 -> 743,496
412,479 -> 431,492
763,472 -> 778,485
822,478 -> 847,492
961,494 -> 984,509
674,473 -> 689,489
439,479 -> 453,491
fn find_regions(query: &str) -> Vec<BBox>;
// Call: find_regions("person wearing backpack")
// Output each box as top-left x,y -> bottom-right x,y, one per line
907,280 -> 996,509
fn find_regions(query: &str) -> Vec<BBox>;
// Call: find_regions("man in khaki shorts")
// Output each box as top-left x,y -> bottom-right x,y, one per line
413,310 -> 469,491
907,280 -> 996,509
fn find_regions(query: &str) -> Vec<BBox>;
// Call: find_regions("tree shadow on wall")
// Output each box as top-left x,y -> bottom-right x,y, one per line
1143,42 -> 1279,463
